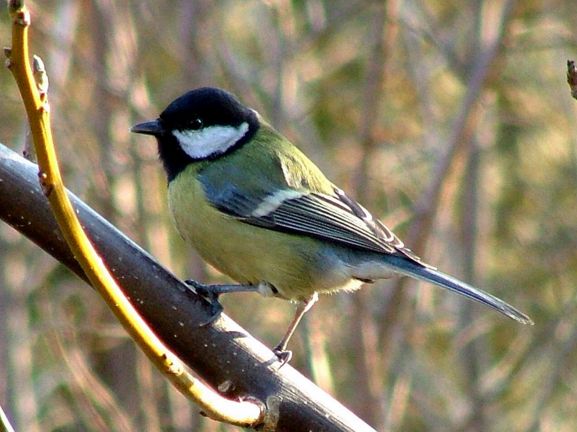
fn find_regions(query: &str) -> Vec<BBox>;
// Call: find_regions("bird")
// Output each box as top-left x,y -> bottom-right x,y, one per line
131,87 -> 533,364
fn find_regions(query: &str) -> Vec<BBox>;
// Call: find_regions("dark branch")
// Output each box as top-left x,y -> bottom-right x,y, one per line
0,143 -> 375,432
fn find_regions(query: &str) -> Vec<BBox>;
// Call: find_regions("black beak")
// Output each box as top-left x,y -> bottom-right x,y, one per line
131,119 -> 164,136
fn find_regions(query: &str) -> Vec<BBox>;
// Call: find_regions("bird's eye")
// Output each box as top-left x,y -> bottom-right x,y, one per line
189,118 -> 203,130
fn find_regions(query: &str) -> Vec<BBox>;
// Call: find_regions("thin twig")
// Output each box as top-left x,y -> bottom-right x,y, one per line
0,404 -> 15,432
567,60 -> 577,100
5,1 -> 265,428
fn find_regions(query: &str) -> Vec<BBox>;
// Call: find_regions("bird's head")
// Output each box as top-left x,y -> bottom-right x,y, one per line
131,87 -> 259,181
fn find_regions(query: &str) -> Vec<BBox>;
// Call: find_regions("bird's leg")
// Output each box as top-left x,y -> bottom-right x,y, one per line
273,293 -> 319,366
184,279 -> 260,320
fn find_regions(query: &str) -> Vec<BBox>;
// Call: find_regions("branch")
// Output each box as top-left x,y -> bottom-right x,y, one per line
0,143 -> 376,431
567,60 -> 577,100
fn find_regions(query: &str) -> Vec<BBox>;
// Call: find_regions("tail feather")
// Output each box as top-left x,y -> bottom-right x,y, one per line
389,257 -> 533,325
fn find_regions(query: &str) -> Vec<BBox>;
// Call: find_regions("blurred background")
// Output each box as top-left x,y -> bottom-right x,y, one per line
1,0 -> 576,431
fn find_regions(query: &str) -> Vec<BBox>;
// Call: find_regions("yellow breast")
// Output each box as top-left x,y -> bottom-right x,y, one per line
167,168 -> 346,300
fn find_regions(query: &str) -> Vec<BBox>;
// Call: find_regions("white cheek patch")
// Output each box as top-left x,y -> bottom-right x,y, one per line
172,122 -> 249,159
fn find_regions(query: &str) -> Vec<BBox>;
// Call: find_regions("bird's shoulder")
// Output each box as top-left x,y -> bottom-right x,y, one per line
198,122 -> 334,196
196,122 -> 426,265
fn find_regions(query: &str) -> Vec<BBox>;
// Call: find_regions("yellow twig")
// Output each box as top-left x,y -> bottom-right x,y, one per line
0,404 -> 15,432
5,1 -> 265,427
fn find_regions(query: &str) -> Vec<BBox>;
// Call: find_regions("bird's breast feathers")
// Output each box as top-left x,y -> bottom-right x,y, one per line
168,170 -> 358,299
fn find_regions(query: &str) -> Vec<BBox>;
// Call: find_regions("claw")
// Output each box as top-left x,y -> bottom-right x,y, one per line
270,293 -> 318,367
273,347 -> 293,367
185,279 -> 220,303
184,279 -> 224,326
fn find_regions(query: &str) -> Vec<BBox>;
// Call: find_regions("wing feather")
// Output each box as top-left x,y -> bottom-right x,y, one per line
200,162 -> 424,263
264,194 -> 395,253
228,188 -> 426,263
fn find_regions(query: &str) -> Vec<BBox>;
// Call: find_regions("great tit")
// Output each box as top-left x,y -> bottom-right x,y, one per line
131,87 -> 533,363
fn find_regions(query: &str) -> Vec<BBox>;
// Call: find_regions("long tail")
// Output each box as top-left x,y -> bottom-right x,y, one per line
387,256 -> 533,325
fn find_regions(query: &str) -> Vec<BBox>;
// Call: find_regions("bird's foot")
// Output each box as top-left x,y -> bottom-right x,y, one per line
184,279 -> 224,324
273,346 -> 293,368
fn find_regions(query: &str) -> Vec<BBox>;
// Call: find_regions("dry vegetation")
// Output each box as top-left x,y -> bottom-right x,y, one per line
1,1 -> 576,431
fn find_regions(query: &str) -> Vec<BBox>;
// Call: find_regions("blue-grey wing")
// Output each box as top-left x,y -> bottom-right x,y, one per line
200,170 -> 425,264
